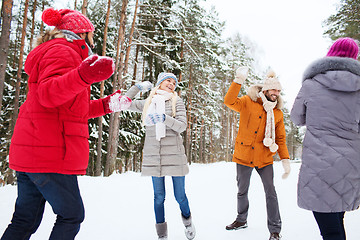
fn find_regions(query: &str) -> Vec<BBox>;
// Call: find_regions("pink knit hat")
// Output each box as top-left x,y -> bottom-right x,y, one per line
42,8 -> 94,34
326,37 -> 359,59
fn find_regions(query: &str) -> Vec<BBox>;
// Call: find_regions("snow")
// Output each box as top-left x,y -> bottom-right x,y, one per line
1,161 -> 359,239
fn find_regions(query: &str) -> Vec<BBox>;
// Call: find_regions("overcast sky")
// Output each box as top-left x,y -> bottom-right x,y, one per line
202,0 -> 339,108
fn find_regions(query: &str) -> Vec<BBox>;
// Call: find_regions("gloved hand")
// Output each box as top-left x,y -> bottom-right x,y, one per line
78,55 -> 115,84
281,159 -> 291,179
234,66 -> 249,85
145,113 -> 166,125
103,90 -> 132,114
135,81 -> 153,92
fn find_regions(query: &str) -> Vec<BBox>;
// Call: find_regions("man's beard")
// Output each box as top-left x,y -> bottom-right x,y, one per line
265,91 -> 277,102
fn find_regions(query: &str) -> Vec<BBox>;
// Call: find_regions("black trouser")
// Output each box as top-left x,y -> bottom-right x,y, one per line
313,211 -> 346,240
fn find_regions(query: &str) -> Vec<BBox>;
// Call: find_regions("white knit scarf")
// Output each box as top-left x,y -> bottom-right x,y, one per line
144,90 -> 175,141
259,91 -> 278,153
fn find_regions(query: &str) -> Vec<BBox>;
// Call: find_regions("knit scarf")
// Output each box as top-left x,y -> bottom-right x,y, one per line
144,90 -> 175,141
259,91 -> 278,153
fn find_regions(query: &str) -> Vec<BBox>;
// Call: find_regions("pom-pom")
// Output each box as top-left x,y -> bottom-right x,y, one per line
42,8 -> 62,26
263,138 -> 273,147
266,69 -> 276,79
269,143 -> 278,153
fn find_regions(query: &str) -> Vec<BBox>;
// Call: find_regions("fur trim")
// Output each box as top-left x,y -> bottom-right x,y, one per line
303,57 -> 360,81
247,85 -> 284,109
33,28 -> 65,48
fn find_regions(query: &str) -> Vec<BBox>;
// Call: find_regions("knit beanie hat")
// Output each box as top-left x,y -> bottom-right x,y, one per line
262,70 -> 282,91
42,8 -> 95,34
326,37 -> 359,59
156,72 -> 178,89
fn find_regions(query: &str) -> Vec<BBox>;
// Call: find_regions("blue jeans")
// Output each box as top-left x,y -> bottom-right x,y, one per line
1,172 -> 84,240
313,211 -> 346,240
152,176 -> 191,224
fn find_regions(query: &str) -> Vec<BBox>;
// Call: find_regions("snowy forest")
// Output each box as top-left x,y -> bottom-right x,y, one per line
0,0 -> 357,185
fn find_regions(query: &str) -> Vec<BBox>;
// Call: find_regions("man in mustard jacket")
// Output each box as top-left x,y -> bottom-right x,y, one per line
224,67 -> 291,240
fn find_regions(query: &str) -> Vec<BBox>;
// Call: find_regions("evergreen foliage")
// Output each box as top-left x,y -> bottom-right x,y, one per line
323,0 -> 360,41
0,0 -> 302,182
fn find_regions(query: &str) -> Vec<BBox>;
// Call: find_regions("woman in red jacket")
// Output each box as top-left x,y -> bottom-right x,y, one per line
1,8 -> 130,240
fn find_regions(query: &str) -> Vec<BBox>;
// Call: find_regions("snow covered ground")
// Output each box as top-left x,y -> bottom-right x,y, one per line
1,161 -> 359,240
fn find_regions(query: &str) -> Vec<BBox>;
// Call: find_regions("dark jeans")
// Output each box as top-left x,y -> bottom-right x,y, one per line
236,164 -> 281,233
1,172 -> 84,240
152,176 -> 191,224
313,211 -> 346,240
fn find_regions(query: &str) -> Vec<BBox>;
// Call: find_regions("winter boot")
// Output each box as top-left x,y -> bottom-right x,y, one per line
269,232 -> 281,240
155,222 -> 168,240
182,214 -> 196,240
225,220 -> 248,230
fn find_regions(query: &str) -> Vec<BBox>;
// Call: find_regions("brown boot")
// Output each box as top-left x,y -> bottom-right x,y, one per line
225,220 -> 248,230
269,232 -> 281,240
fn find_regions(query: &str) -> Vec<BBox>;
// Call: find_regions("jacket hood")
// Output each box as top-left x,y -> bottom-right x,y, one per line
25,30 -> 88,76
303,57 -> 360,92
247,84 -> 284,110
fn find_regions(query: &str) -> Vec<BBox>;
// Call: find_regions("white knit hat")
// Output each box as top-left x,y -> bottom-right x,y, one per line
262,70 -> 282,91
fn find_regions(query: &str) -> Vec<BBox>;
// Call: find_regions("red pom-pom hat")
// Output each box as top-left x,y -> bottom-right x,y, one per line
41,8 -> 94,34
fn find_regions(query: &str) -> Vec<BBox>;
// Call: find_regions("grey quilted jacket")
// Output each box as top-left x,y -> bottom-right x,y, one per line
291,57 -> 360,212
126,86 -> 189,177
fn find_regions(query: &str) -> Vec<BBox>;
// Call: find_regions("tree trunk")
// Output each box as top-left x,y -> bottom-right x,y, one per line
179,39 -> 184,83
185,64 -> 193,162
95,0 -> 112,177
12,0 -> 29,132
40,2 -> 44,34
74,0 -> 77,10
192,116 -> 198,162
105,0 -> 129,177
132,44 -> 139,82
123,0 -> 139,76
81,0 -> 88,15
0,0 -> 13,112
199,119 -> 204,163
29,0 -> 37,50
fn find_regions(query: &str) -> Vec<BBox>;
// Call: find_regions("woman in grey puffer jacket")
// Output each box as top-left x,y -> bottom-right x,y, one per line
126,73 -> 195,240
291,37 -> 360,240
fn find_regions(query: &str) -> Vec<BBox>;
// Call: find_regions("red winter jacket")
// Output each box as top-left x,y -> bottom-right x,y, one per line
9,37 -> 107,175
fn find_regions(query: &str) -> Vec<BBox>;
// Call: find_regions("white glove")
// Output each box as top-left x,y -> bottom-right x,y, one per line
281,159 -> 291,179
234,66 -> 249,84
108,93 -> 132,112
135,81 -> 153,92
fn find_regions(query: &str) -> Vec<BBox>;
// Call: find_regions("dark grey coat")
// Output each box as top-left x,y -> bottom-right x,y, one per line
291,57 -> 360,212
126,86 -> 189,177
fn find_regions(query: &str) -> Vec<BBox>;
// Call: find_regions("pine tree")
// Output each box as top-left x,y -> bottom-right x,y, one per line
323,0 -> 360,41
